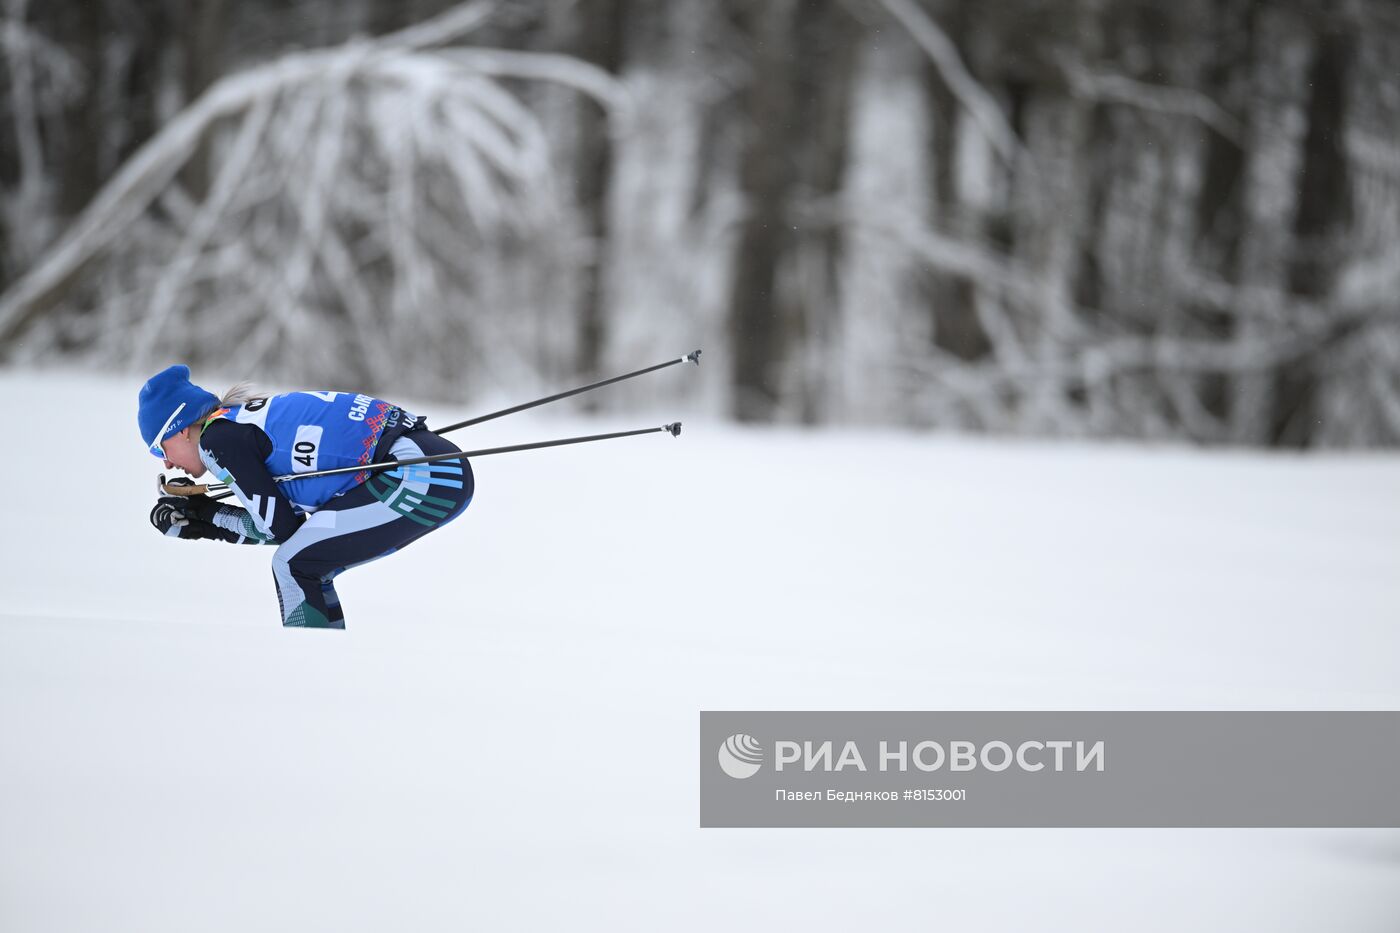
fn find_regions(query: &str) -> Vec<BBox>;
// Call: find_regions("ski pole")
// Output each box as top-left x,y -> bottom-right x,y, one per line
435,349 -> 700,434
273,422 -> 682,482
161,352 -> 699,498
165,423 -> 683,495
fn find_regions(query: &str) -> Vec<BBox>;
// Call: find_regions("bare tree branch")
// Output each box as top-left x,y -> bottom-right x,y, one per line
1063,62 -> 1243,144
0,0 -> 623,370
875,0 -> 1024,165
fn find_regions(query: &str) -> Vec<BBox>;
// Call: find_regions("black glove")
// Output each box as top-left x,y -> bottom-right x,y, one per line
156,474 -> 223,524
151,497 -> 204,539
152,473 -> 271,545
152,494 -> 241,541
177,492 -> 222,524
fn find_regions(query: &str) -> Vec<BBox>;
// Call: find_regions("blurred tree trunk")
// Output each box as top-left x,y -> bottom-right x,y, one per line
366,0 -> 413,36
1229,5 -> 1310,446
176,0 -> 228,200
1275,26 -> 1354,446
922,0 -> 991,364
1005,0 -> 1101,430
726,0 -> 858,422
55,1 -> 103,220
727,0 -> 799,421
791,0 -> 859,423
571,0 -> 625,382
1191,0 -> 1252,424
50,0 -> 105,348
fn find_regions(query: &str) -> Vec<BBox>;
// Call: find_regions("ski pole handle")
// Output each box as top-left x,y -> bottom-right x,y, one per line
159,474 -> 227,497
160,482 -> 222,496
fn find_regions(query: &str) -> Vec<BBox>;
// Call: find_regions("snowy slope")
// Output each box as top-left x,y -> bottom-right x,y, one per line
2,368 -> 1399,932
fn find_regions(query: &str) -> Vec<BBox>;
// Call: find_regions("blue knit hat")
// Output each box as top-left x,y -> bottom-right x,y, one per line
138,364 -> 219,455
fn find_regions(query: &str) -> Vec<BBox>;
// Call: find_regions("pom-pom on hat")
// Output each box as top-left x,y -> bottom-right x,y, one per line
138,364 -> 218,455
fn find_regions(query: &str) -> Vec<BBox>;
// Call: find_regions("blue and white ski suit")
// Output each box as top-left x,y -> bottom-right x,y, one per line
197,391 -> 473,628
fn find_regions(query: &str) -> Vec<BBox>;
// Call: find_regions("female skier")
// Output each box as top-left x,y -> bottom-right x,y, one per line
139,364 -> 473,629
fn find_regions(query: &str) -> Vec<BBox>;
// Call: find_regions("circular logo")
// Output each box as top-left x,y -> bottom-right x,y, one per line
718,733 -> 764,779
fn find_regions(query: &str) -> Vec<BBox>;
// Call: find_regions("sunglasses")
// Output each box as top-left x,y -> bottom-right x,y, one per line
148,402 -> 186,458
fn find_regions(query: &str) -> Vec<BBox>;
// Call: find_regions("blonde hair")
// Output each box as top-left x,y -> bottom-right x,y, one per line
185,383 -> 261,438
218,382 -> 260,408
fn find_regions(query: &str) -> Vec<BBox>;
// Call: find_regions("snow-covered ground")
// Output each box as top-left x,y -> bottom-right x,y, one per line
2,368 -> 1399,932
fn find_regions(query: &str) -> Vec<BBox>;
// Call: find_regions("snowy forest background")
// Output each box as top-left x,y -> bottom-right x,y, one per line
0,0 -> 1398,448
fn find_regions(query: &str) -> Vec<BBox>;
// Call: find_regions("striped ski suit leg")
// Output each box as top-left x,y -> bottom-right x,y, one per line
270,429 -> 474,629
